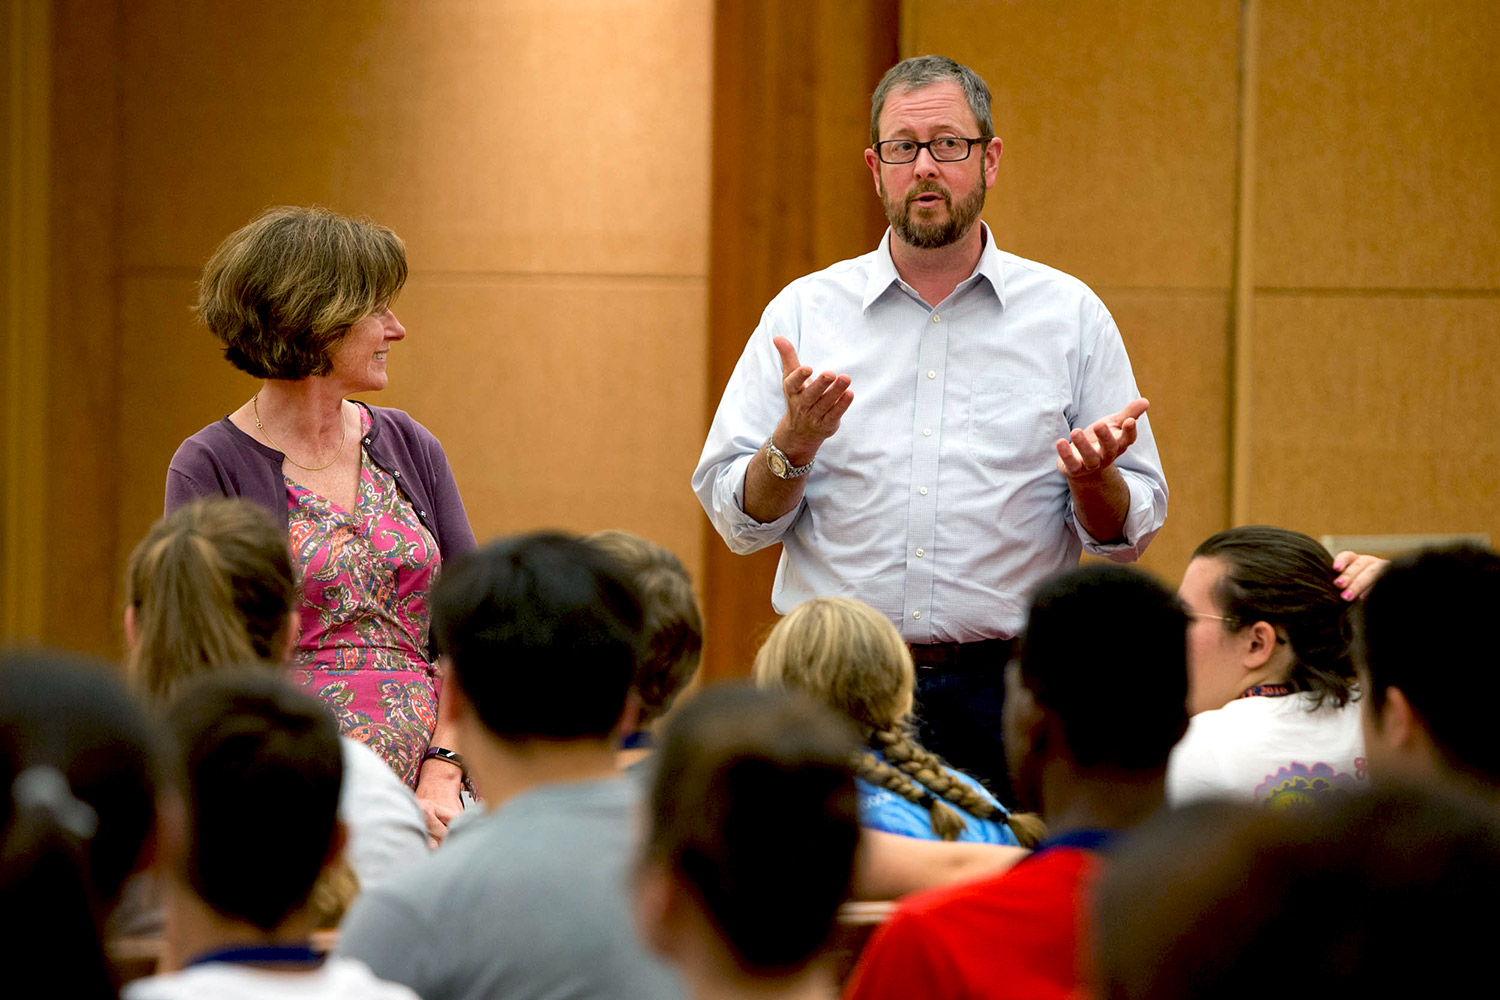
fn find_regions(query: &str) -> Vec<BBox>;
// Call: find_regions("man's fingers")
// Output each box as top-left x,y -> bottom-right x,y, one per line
783,364 -> 814,395
805,374 -> 852,417
827,389 -> 854,422
1070,427 -> 1103,468
1117,397 -> 1149,422
1054,438 -> 1084,475
773,335 -> 802,378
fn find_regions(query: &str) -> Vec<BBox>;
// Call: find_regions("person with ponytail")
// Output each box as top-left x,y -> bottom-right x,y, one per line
1169,525 -> 1367,807
121,499 -> 428,894
754,597 -> 1041,847
0,650 -> 158,999
635,684 -> 859,1000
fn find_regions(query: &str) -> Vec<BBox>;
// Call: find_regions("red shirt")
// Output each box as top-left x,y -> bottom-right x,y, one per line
843,847 -> 1102,1000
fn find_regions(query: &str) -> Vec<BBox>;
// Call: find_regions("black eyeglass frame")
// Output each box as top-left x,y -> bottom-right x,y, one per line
872,136 -> 992,164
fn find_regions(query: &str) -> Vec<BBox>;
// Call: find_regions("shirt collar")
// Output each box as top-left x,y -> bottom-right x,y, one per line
862,222 -> 1008,312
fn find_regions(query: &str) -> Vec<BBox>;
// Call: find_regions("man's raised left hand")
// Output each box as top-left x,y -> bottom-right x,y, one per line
1055,398 -> 1149,480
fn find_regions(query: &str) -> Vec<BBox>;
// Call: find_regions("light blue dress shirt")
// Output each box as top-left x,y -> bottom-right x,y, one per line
693,224 -> 1168,643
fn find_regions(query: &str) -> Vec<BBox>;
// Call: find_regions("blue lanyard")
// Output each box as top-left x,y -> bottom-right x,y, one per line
1029,827 -> 1119,858
184,943 -> 324,969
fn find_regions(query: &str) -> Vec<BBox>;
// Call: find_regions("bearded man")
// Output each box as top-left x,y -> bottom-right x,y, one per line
693,56 -> 1167,799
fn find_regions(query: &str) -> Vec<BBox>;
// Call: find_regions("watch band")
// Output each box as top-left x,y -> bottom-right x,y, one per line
422,745 -> 475,795
765,438 -> 816,479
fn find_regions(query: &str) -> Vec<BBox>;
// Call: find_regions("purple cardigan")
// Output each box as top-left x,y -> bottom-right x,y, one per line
164,402 -> 476,564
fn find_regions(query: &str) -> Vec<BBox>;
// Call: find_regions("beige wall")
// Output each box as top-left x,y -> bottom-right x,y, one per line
26,0 -> 712,656
6,0 -> 1497,655
905,0 -> 1500,585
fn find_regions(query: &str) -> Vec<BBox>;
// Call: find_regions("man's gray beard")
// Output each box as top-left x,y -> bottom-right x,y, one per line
883,179 -> 986,249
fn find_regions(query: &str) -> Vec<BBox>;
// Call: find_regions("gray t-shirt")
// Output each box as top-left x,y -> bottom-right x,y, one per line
336,774 -> 683,1000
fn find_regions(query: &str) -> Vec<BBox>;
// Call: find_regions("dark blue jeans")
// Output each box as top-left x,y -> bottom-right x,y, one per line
910,638 -> 1015,807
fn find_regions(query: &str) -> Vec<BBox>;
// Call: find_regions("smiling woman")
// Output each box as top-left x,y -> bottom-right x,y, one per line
163,206 -> 476,845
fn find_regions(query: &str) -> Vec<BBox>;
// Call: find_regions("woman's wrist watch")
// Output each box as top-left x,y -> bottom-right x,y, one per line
765,438 -> 816,479
422,745 -> 475,795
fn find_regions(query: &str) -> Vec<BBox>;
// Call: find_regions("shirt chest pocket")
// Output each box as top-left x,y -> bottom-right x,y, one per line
966,376 -> 1069,472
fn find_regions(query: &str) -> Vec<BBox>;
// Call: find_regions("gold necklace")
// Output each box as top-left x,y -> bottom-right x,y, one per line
252,393 -> 348,472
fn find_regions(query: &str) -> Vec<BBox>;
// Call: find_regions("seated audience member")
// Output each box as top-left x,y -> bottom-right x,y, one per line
0,650 -> 158,998
1094,787 -> 1500,999
1169,526 -> 1365,807
1355,543 -> 1500,797
586,530 -> 704,767
577,535 -> 1026,902
336,532 -> 684,1000
123,498 -> 427,884
844,564 -> 1188,1000
755,597 -> 1039,846
635,684 -> 860,1000
126,675 -> 417,998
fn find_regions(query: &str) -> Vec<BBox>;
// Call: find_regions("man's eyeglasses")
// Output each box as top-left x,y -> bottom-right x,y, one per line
873,137 -> 990,164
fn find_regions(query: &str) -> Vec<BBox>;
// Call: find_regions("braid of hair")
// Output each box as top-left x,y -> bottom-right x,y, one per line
874,729 -> 1000,818
853,748 -> 967,841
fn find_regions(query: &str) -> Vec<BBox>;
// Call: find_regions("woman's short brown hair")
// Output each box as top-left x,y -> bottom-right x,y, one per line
196,206 -> 407,380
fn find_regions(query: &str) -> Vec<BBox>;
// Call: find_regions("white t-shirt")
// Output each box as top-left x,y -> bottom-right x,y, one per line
1167,691 -> 1368,808
125,954 -> 419,1000
339,737 -> 430,887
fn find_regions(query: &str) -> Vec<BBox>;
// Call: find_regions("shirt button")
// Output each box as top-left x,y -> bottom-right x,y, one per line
418,510 -> 426,517
927,369 -> 936,379
923,428 -> 932,437
913,610 -> 922,619
932,314 -> 941,323
392,471 -> 401,477
918,486 -> 928,496
916,548 -> 925,557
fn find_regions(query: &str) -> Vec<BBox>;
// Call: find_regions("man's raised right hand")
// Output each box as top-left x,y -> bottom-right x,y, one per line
774,335 -> 853,464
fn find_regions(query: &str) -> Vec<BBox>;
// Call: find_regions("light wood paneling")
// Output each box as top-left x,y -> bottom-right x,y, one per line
42,0 -> 123,655
1247,295 -> 1500,541
1096,290 -> 1231,584
115,277 -> 260,581
114,271 -> 711,604
904,0 -> 1241,290
118,0 -> 711,277
704,0 -> 898,680
385,274 -> 709,585
1255,0 -> 1500,289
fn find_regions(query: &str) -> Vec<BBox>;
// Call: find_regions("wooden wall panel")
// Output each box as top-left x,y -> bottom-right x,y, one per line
42,0 -> 123,655
1255,0 -> 1500,289
1247,296 -> 1500,541
1098,291 -> 1230,583
703,0 -> 898,680
383,275 -> 709,585
904,0 -> 1240,291
45,0 -> 714,657
118,0 -> 711,277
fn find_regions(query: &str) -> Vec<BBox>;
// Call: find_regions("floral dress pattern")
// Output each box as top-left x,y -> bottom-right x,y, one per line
287,413 -> 441,789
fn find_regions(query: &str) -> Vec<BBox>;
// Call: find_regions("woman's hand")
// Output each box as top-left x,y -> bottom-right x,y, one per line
414,758 -> 465,848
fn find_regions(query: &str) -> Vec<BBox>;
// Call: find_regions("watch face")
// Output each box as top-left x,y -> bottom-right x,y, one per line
768,449 -> 789,477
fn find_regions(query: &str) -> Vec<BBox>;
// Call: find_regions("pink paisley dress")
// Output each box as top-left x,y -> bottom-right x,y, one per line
287,412 -> 441,788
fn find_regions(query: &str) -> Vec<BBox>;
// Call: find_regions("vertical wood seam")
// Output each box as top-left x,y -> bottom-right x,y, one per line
1229,0 -> 1258,525
3,0 -> 50,642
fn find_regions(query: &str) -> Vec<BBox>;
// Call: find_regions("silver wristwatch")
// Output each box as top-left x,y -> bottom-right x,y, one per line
765,438 -> 816,479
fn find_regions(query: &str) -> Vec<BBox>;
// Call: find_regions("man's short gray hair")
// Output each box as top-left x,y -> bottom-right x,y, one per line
869,55 -> 994,146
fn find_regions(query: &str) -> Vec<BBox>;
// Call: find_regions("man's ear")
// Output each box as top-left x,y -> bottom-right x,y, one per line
982,135 -> 1002,188
123,604 -> 139,649
1377,686 -> 1418,750
864,147 -> 884,195
1243,621 -> 1279,670
438,657 -> 469,727
612,690 -> 644,744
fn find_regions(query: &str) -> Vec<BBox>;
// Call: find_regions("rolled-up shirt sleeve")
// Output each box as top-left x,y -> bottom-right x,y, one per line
692,295 -> 806,554
1064,299 -> 1169,562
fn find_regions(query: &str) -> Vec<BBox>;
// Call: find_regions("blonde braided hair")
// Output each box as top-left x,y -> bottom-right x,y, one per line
752,597 -> 1045,845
